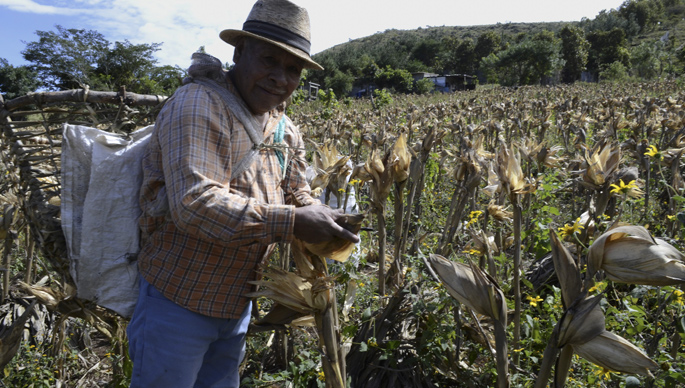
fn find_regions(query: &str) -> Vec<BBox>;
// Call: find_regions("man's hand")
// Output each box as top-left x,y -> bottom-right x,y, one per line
294,205 -> 360,244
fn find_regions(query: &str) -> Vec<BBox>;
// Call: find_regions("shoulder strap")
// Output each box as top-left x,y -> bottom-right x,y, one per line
190,77 -> 263,180
273,116 -> 287,172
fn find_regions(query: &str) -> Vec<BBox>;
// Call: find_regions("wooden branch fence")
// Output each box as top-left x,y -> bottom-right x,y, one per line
0,87 -> 167,307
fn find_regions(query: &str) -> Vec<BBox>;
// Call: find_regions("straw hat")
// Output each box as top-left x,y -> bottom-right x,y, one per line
220,0 -> 323,71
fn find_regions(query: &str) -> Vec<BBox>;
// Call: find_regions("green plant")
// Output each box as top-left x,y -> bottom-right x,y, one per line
4,340 -> 84,387
372,88 -> 393,110
414,78 -> 435,95
317,88 -> 339,120
599,61 -> 630,83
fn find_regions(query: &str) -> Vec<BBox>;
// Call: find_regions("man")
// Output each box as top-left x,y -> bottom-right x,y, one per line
126,1 -> 359,387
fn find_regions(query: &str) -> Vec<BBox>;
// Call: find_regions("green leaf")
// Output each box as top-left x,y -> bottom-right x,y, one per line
359,342 -> 368,352
671,195 -> 685,204
362,307 -> 372,321
521,278 -> 534,291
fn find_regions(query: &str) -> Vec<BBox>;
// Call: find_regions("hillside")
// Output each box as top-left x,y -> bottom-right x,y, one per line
308,0 -> 685,94
319,21 -> 571,57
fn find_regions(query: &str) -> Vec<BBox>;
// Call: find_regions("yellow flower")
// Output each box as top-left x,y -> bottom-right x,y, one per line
594,366 -> 613,380
609,179 -> 643,198
644,145 -> 663,160
558,217 -> 584,239
462,248 -> 482,255
674,289 -> 684,306
465,211 -> 482,228
588,281 -> 607,293
469,210 -> 483,219
318,370 -> 326,381
526,295 -> 544,307
668,214 -> 677,221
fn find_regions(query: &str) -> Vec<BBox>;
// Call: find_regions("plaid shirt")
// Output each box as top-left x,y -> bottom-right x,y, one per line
137,75 -> 316,319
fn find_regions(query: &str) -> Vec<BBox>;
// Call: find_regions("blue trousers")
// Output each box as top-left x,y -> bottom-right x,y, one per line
127,276 -> 251,388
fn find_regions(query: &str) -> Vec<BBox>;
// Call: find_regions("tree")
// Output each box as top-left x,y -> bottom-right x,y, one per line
580,9 -> 640,39
134,65 -> 185,96
599,61 -> 630,82
0,58 -> 41,100
479,53 -> 501,84
586,28 -> 630,76
474,31 -> 502,63
325,69 -> 355,97
630,42 -> 661,79
22,25 -> 109,90
411,39 -> 441,70
559,25 -> 590,83
374,66 -> 413,93
94,40 -> 162,93
355,55 -> 380,87
453,38 -> 476,74
619,0 -> 663,33
21,25 -> 179,95
489,33 -> 560,86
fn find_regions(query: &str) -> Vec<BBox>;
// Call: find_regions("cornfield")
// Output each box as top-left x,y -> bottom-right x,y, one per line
1,80 -> 685,387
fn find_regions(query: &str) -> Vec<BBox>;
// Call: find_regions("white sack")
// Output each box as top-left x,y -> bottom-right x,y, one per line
62,124 -> 154,317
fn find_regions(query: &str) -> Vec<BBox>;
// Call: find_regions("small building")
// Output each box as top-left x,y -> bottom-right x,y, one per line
412,72 -> 439,82
412,72 -> 477,92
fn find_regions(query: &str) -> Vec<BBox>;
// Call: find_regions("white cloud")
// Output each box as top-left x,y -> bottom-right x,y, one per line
67,0 -> 254,67
0,0 -> 82,14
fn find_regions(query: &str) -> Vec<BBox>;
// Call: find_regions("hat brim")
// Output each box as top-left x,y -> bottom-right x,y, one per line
220,29 -> 323,71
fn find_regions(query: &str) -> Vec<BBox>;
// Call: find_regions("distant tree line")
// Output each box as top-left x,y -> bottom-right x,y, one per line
0,25 -> 184,100
308,0 -> 685,96
2,0 -> 685,101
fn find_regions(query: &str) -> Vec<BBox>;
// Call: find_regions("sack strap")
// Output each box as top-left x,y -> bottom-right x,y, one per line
190,77 -> 265,180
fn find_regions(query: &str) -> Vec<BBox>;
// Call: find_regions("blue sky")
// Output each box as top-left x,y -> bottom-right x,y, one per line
0,0 -> 626,69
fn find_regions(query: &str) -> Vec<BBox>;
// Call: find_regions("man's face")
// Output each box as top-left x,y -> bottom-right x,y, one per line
232,38 -> 304,115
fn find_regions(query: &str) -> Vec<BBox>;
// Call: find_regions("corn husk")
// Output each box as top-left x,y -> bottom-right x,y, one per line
390,132 -> 411,183
538,145 -> 564,168
309,165 -> 333,193
496,144 -> 535,197
310,141 -> 352,204
572,331 -> 658,377
483,162 -> 500,197
549,228 -> 582,307
303,213 -> 365,262
556,295 -> 606,348
536,228 -> 659,388
248,268 -> 332,315
580,142 -> 620,189
364,133 -> 413,209
464,229 -> 499,256
426,254 -> 506,322
487,202 -> 513,224
365,149 -> 392,206
587,225 -> 685,285
254,302 -> 311,326
427,253 -> 508,387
